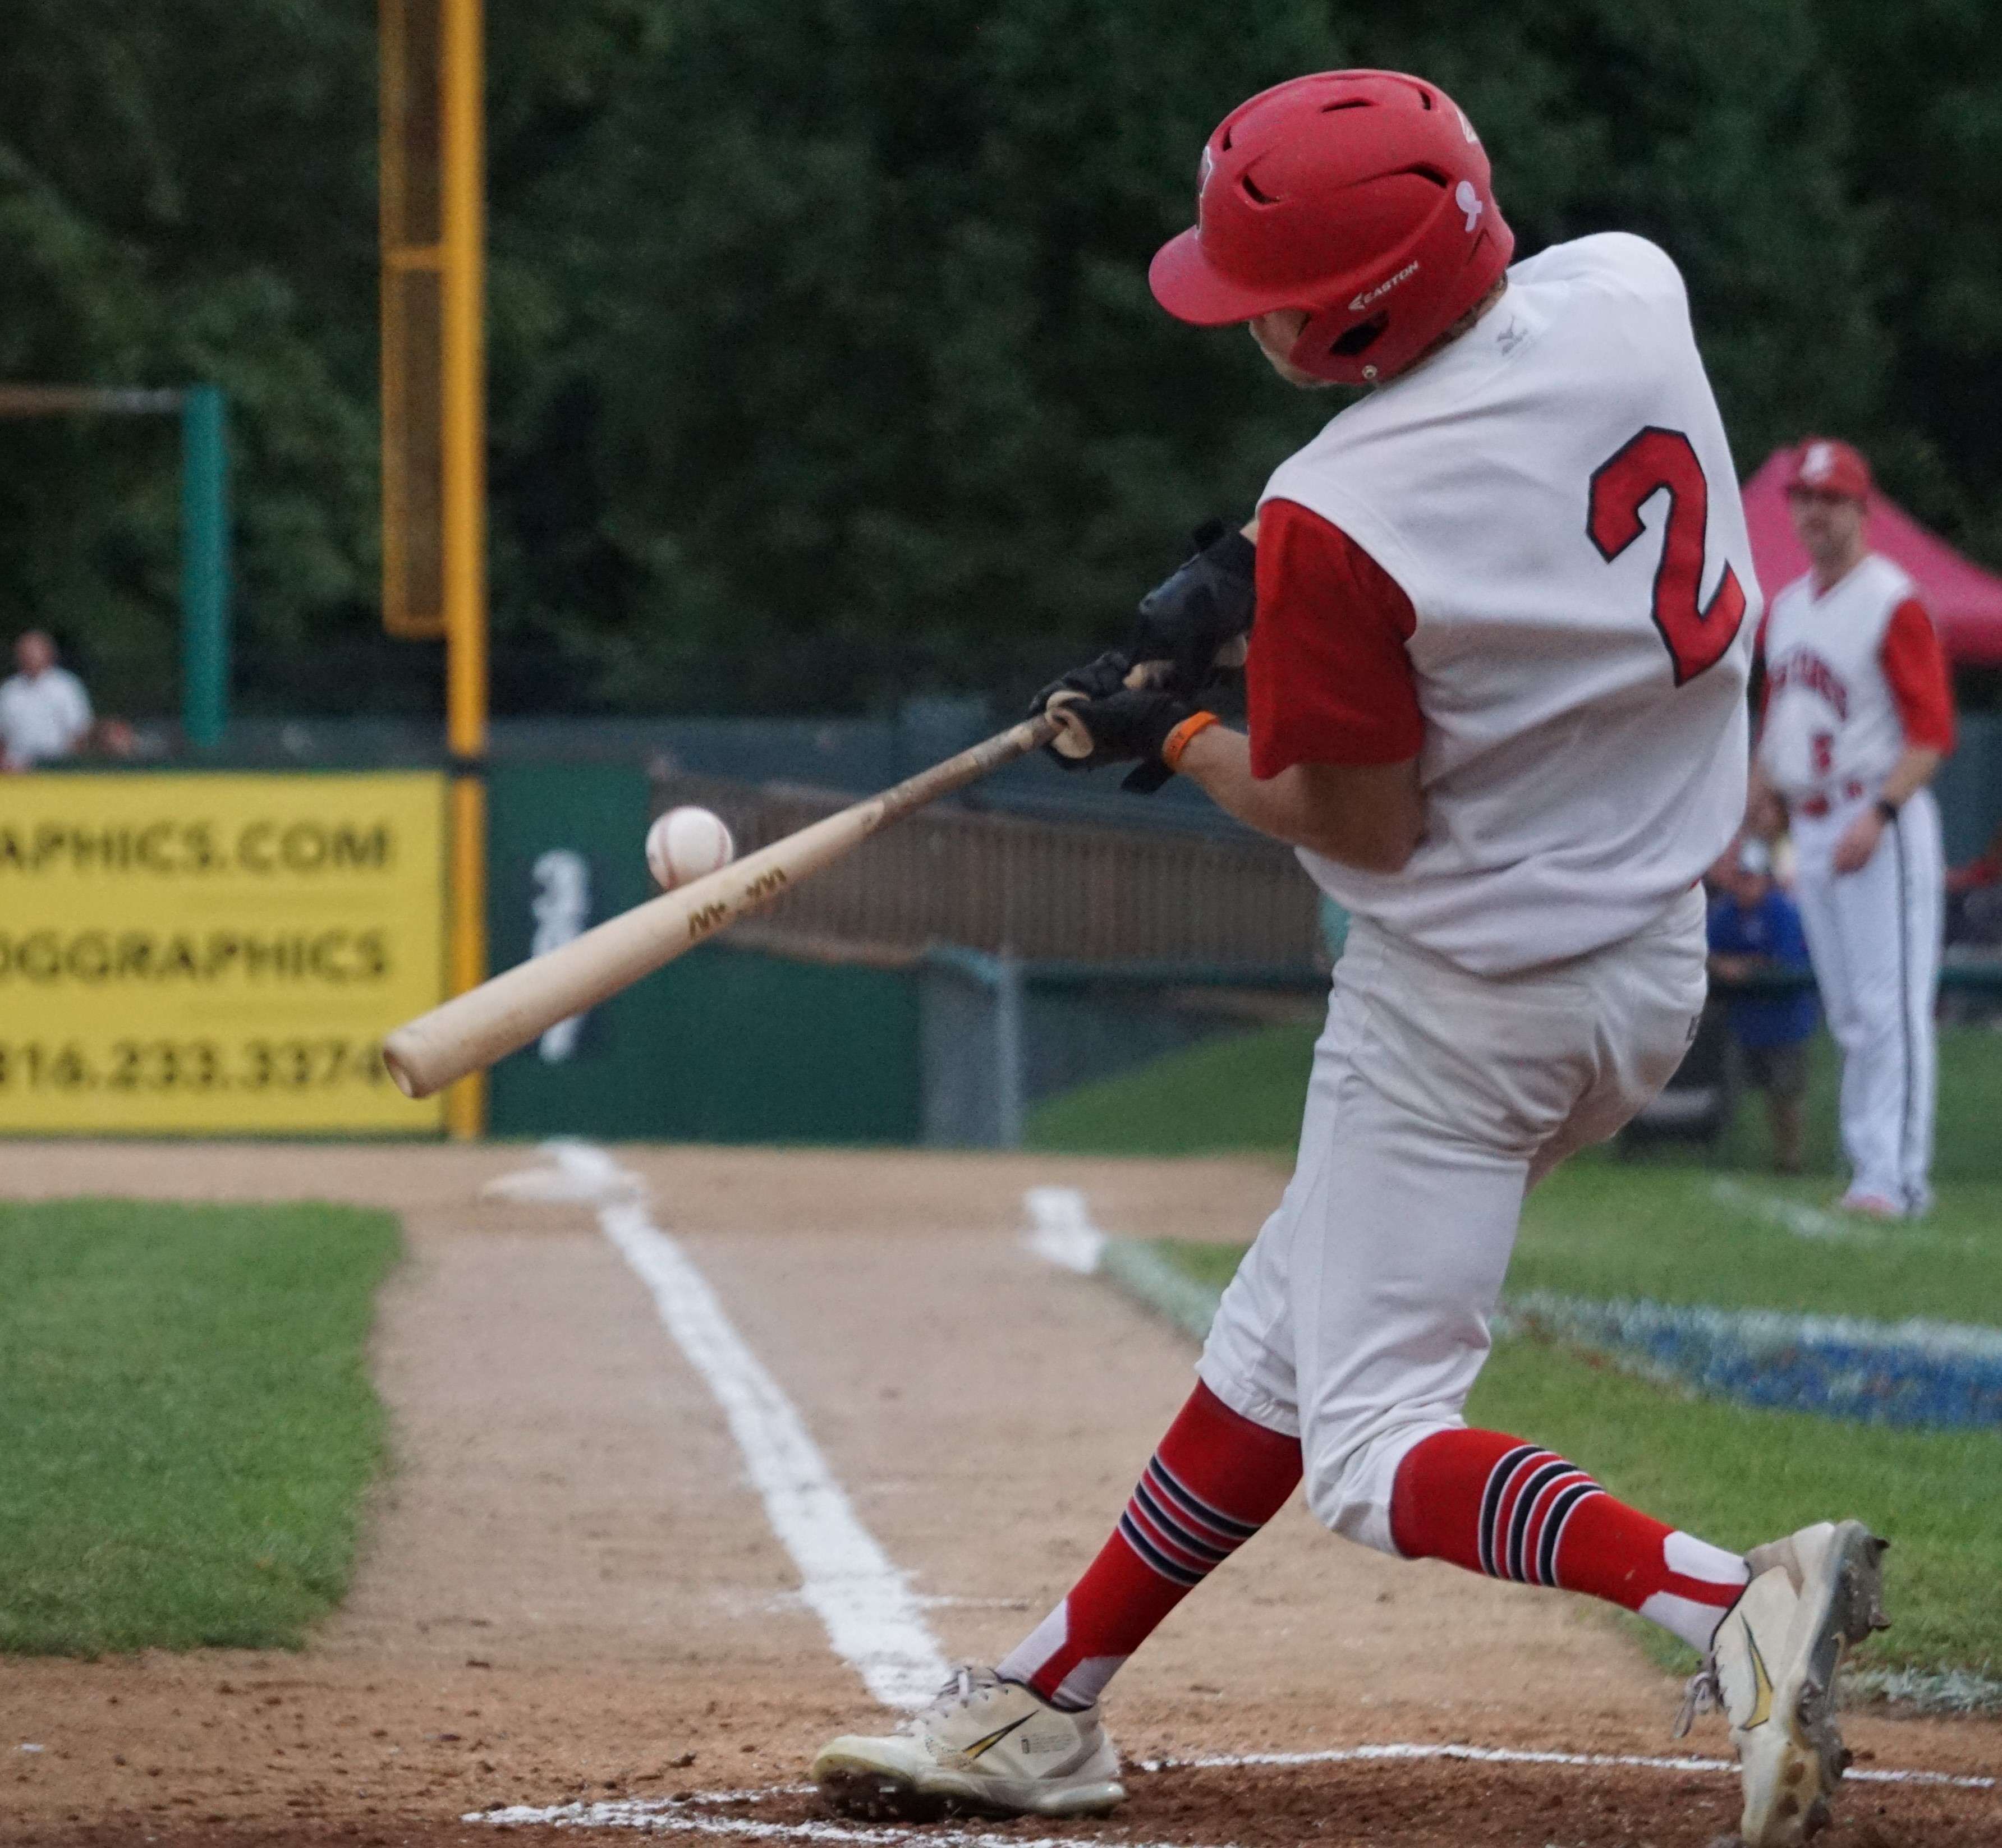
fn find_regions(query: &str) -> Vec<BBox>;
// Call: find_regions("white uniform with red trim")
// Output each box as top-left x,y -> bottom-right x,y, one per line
1200,233 -> 1761,1551
1758,558 -> 1948,1213
1761,555 -> 1928,800
1259,233 -> 1754,975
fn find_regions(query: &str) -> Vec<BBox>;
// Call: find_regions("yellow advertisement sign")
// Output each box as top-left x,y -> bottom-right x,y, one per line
0,772 -> 447,1133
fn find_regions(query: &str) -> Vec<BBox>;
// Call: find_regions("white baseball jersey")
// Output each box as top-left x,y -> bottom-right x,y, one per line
1259,232 -> 1758,976
1757,555 -> 1923,802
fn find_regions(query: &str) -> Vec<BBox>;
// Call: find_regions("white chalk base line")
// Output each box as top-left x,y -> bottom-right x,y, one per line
471,1781 -> 1195,1845
485,1142 -> 948,1711
1012,1192 -> 1996,1798
472,1795 -> 1216,1846
1146,1740 -> 1994,1790
471,1739 -> 1994,1837
466,1168 -> 1992,1836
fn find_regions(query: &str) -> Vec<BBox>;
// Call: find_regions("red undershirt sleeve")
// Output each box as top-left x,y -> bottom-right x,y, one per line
1245,498 -> 1421,779
1879,597 -> 1957,754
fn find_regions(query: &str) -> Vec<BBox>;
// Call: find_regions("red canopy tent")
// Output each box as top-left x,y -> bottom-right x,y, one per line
1741,449 -> 2002,666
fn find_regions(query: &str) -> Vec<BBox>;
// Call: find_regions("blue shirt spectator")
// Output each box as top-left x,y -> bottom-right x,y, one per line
1708,855 -> 1819,1049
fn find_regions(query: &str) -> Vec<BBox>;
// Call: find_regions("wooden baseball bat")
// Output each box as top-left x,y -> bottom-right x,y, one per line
382,712 -> 1060,1099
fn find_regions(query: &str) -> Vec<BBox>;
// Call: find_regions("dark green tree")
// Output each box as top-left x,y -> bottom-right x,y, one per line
0,0 -> 380,711
0,0 -> 1995,719
517,0 -> 1338,709
1812,0 -> 2002,557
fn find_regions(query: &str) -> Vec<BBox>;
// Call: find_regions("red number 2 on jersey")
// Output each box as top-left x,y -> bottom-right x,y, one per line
1587,426 -> 1748,686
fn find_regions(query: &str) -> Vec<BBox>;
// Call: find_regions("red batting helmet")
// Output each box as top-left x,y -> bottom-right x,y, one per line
1150,71 -> 1515,385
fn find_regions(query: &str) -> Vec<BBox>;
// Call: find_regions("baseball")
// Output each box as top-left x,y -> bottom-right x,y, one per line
645,806 -> 736,891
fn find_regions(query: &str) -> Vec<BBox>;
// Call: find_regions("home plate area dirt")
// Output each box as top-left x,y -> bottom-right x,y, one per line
2,1142 -> 1995,1847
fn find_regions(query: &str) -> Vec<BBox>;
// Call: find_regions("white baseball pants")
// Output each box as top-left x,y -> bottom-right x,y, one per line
1197,888 -> 1707,1555
1790,787 -> 1944,1215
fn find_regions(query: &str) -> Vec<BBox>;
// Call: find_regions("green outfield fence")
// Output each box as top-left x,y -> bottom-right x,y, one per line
478,755 -> 2002,1149
481,756 -> 1326,1143
484,762 -> 926,1143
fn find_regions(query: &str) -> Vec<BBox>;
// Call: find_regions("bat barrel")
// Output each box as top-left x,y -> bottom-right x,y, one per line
381,715 -> 1057,1098
383,805 -> 872,1097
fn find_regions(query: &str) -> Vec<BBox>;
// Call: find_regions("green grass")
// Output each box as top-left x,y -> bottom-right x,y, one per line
1081,1017 -> 2002,1682
1150,1241 -> 2002,1679
1025,1020 -> 1321,1159
1027,1018 -> 2002,1182
1034,1019 -> 2002,1323
1512,1162 -> 2002,1322
0,1198 -> 400,1654
1472,1332 -> 2002,1677
1170,1183 -> 1999,1324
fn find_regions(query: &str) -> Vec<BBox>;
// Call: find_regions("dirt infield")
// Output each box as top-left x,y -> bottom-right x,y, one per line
2,1141 -> 1994,1847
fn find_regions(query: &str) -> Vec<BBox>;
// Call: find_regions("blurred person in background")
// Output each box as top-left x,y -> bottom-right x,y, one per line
0,629 -> 93,770
1747,439 -> 1955,1218
1708,837 -> 1818,1174
1946,817 -> 2002,951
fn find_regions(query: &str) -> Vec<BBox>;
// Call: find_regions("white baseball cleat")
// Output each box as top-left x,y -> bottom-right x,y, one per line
1678,1520 -> 1890,1847
811,1666 -> 1126,1820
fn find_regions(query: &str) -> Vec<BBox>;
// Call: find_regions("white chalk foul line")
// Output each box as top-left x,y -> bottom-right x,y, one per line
1709,1176 -> 1860,1243
1144,1741 -> 1995,1791
490,1142 -> 948,1711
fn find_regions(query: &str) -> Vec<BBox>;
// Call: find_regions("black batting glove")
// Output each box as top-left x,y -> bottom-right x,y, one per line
1046,685 -> 1199,794
1028,649 -> 1131,726
1128,518 -> 1257,696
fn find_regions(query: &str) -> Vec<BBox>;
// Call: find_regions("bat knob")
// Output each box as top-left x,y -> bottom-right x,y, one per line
1043,691 -> 1095,759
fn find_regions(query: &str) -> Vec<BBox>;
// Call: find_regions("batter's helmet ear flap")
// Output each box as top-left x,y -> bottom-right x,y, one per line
1326,315 -> 1388,359
1150,71 -> 1516,386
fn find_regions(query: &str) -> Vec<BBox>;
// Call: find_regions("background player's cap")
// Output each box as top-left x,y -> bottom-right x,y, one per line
1785,436 -> 1872,501
1150,70 -> 1513,386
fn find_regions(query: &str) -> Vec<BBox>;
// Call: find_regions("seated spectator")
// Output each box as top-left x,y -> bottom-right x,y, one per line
1947,818 -> 2002,950
0,630 -> 93,770
1708,838 -> 1820,1175
89,715 -> 139,760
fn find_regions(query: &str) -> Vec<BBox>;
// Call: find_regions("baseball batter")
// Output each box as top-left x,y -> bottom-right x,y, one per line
1750,439 -> 1957,1218
812,73 -> 1888,1848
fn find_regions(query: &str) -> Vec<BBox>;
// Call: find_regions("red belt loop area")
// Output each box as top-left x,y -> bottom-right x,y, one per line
1796,778 -> 1866,820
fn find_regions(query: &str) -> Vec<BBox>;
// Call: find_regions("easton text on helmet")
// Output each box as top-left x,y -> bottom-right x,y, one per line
1349,262 -> 1421,314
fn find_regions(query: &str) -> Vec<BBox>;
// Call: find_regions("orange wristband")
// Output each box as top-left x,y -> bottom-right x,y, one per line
1160,709 -> 1220,771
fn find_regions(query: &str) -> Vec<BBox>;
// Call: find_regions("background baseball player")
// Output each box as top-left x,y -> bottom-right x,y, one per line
812,72 -> 1888,1848
1748,439 -> 1957,1217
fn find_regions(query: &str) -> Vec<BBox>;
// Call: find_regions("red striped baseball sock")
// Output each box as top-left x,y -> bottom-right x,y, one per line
997,1382 -> 1301,1711
1390,1428 -> 1750,1651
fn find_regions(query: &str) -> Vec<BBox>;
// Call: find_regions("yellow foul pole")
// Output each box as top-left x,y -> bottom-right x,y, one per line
440,0 -> 488,1139
380,0 -> 489,1137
